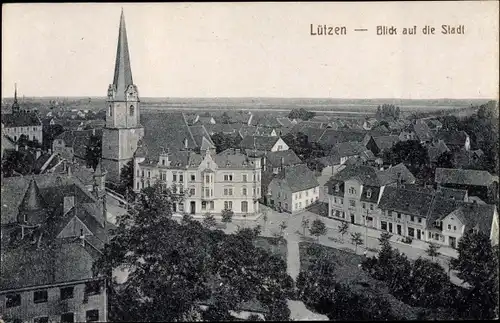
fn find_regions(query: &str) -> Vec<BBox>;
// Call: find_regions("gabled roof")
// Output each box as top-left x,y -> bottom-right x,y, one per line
1,111 -> 42,127
435,168 -> 498,187
330,141 -> 367,158
329,165 -> 386,187
436,186 -> 468,201
317,130 -> 367,149
381,163 -> 416,184
378,186 -> 435,217
436,130 -> 469,146
413,120 -> 433,141
372,135 -> 400,151
276,117 -> 294,127
19,177 -> 45,211
240,135 -> 281,151
427,140 -> 450,163
273,164 -> 319,193
265,150 -> 302,168
213,151 -> 256,169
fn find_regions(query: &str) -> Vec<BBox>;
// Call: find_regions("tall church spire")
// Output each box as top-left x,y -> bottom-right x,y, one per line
112,9 -> 134,99
12,83 -> 20,114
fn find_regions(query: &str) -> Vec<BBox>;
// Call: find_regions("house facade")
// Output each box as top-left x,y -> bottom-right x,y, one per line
134,148 -> 262,216
267,164 -> 319,213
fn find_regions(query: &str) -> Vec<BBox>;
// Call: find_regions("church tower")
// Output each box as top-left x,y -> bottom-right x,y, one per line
12,83 -> 20,114
102,10 -> 144,183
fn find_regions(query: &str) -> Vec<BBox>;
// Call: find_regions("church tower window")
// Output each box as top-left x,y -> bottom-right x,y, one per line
129,105 -> 135,116
108,105 -> 113,116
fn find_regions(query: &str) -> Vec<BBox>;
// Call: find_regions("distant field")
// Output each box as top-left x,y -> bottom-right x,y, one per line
2,97 -> 489,116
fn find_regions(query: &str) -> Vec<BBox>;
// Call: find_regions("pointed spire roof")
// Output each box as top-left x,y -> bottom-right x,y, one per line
112,9 -> 134,99
12,83 -> 20,113
19,177 -> 45,211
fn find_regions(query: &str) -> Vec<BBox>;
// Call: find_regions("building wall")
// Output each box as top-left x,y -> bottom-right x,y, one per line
0,279 -> 106,323
134,158 -> 262,215
378,209 -> 428,241
441,215 -> 465,247
291,187 -> 319,212
270,138 -> 289,152
4,125 -> 43,143
267,180 -> 292,212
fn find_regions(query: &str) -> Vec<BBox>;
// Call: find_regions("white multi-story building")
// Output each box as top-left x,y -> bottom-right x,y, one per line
134,148 -> 262,216
267,164 -> 320,213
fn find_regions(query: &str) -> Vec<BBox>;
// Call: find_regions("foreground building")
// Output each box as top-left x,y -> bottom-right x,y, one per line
134,147 -> 262,216
267,164 -> 319,213
0,169 -> 113,323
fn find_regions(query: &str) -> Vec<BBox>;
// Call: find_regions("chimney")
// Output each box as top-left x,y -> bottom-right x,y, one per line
79,229 -> 85,247
64,196 -> 75,214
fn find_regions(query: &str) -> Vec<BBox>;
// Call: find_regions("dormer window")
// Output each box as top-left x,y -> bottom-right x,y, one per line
348,187 -> 356,195
335,184 -> 340,192
367,189 -> 372,198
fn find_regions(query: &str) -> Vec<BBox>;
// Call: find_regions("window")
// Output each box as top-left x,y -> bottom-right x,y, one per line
33,290 -> 48,304
334,197 -> 337,204
349,187 -> 357,194
85,281 -> 101,296
335,184 -> 340,192
60,286 -> 74,300
205,175 -> 210,183
349,200 -> 356,207
257,188 -> 260,195
408,227 -> 415,237
241,201 -> 248,213
362,203 -> 366,209
179,185 -> 184,194
141,170 -> 144,177
148,171 -> 151,178
173,174 -> 177,182
243,174 -> 247,182
86,309 -> 99,322
205,188 -> 210,198
410,216 -> 415,222
448,224 -> 451,230
190,174 -> 196,181
366,189 -> 372,198
61,313 -> 74,323
136,182 -> 139,190
370,204 -> 374,211
162,159 -> 165,166
6,294 -> 21,308
202,201 -> 207,210
253,188 -> 256,196
418,217 -> 422,223
242,187 -> 247,196
108,105 -> 112,116
381,221 -> 388,231
179,203 -> 184,211
179,174 -> 184,182
161,172 -> 167,181
340,198 -> 343,204
397,213 -> 401,219
224,174 -> 233,181
34,317 -> 49,323
190,188 -> 195,196
224,201 -> 233,210
129,105 -> 135,116
453,225 -> 457,231
224,188 -> 228,196
137,169 -> 140,176
210,201 -> 214,210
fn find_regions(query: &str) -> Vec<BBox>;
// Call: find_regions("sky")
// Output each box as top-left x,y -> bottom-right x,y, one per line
2,2 -> 499,99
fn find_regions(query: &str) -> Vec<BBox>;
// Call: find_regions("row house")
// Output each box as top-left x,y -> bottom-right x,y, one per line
326,164 -> 416,226
134,147 -> 262,216
267,164 -> 320,213
378,186 -> 499,248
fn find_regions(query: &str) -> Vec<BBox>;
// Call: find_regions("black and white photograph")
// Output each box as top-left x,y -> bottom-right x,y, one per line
1,2 -> 499,322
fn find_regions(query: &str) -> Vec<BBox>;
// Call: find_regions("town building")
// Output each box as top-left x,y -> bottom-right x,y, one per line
325,164 -> 415,226
0,166 -> 112,323
53,129 -> 103,164
1,85 -> 43,144
134,146 -> 262,216
363,135 -> 400,156
239,135 -> 289,154
435,167 -> 499,203
378,185 -> 499,247
435,130 -> 470,151
267,164 -> 319,213
101,10 -> 145,183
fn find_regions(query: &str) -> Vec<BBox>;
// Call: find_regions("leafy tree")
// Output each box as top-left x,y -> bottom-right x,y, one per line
409,258 -> 451,308
202,213 -> 217,229
451,229 -> 499,319
382,140 -> 430,182
117,160 -> 135,201
301,217 -> 310,236
85,133 -> 102,170
426,242 -> 441,261
42,124 -> 64,151
436,151 -> 455,169
337,222 -> 349,242
309,219 -> 327,241
288,108 -> 315,121
93,183 -> 294,321
350,232 -> 363,254
221,208 -> 233,224
211,132 -> 241,153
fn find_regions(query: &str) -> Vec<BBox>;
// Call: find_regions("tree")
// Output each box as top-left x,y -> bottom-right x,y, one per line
85,133 -> 102,170
93,183 -> 294,321
436,151 -> 455,169
350,232 -> 363,254
409,258 -> 451,308
451,230 -> 498,319
261,211 -> 268,233
211,132 -> 241,153
221,208 -> 233,224
426,242 -> 441,261
202,213 -> 217,229
279,221 -> 287,235
288,108 -> 315,121
338,222 -> 349,242
118,160 -> 135,201
1,149 -> 36,177
309,219 -> 327,241
301,217 -> 310,236
42,124 -> 64,151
